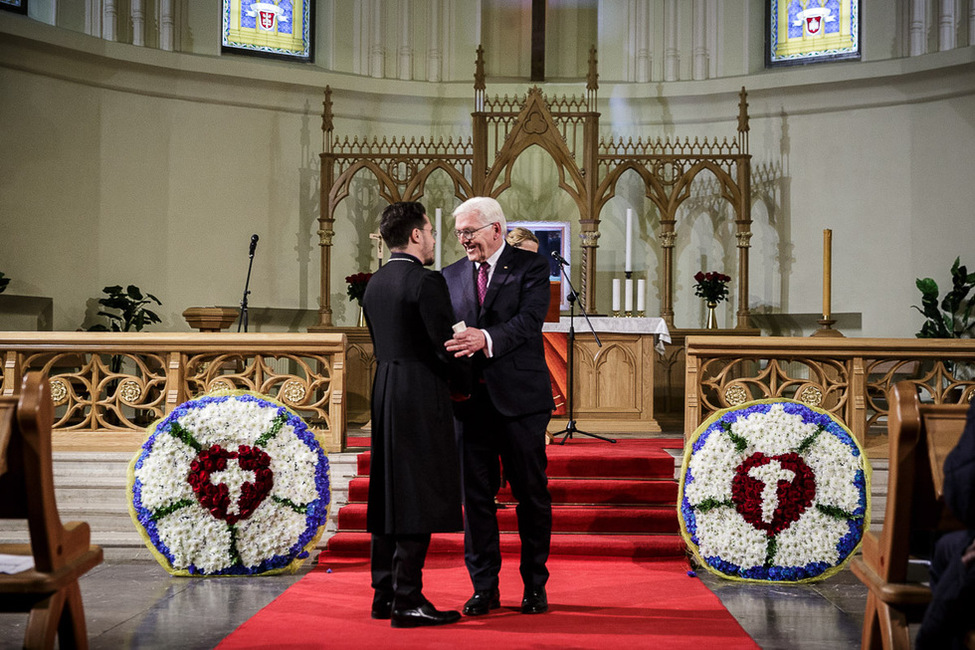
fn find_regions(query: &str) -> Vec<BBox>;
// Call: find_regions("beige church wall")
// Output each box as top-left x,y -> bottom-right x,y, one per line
2,12 -> 974,339
21,1 -> 964,83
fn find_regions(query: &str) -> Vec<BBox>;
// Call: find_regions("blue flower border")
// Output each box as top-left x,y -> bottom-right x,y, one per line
679,400 -> 869,582
130,393 -> 330,576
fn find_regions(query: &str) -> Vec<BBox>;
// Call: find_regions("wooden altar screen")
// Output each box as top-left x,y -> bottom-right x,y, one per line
312,46 -> 754,333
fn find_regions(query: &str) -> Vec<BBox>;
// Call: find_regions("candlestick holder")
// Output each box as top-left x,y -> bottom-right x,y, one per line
624,310 -> 632,318
811,317 -> 844,337
637,310 -> 645,318
612,310 -> 621,318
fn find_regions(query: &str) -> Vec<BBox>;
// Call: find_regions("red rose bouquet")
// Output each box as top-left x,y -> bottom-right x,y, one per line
693,271 -> 731,304
345,272 -> 372,305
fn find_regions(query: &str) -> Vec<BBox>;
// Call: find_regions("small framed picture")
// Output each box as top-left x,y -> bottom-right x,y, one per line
767,0 -> 860,67
0,0 -> 28,15
507,220 -> 571,310
222,0 -> 313,62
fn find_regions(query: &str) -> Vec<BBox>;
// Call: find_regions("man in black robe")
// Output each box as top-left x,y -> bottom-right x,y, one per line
362,201 -> 470,628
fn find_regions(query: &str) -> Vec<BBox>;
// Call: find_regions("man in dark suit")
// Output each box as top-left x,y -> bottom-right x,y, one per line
362,201 -> 470,628
442,196 -> 555,616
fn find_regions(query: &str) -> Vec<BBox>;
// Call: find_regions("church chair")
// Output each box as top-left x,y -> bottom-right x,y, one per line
851,381 -> 970,650
0,372 -> 104,650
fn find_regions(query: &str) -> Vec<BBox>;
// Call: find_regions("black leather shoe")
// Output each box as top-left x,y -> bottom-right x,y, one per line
463,588 -> 501,616
390,600 -> 462,628
521,587 -> 548,614
371,592 -> 393,619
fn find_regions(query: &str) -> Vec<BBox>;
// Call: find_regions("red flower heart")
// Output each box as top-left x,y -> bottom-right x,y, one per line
731,452 -> 816,537
188,445 -> 274,525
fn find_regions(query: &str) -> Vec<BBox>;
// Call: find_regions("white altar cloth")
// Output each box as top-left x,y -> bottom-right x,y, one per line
543,316 -> 671,353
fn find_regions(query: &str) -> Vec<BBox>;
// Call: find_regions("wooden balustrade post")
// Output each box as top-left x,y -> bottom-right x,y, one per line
2,351 -> 20,397
164,352 -> 182,416
850,356 -> 867,445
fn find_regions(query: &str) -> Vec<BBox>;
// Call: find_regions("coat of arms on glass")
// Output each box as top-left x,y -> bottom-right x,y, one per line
767,0 -> 860,67
223,0 -> 312,61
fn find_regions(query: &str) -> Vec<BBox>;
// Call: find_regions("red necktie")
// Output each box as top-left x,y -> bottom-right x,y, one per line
477,262 -> 490,305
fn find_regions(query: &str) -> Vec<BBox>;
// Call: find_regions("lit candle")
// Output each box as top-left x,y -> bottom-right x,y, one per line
637,279 -> 646,313
625,209 -> 633,272
624,278 -> 633,313
612,279 -> 621,312
823,228 -> 832,318
435,208 -> 443,270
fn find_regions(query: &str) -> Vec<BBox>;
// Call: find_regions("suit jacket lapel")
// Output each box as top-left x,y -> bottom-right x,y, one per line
456,262 -> 479,324
481,246 -> 515,314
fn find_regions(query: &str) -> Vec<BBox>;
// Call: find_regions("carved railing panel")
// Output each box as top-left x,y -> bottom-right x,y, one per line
685,336 -> 975,448
0,333 -> 347,452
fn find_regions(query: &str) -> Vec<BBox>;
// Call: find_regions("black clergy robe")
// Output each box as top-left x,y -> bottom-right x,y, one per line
363,252 -> 469,535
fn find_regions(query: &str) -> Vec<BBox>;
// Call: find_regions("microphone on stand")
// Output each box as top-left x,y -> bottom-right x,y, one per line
238,234 -> 259,333
551,250 -> 570,266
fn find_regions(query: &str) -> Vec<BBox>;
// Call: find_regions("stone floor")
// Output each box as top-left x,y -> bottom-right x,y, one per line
0,549 -> 877,649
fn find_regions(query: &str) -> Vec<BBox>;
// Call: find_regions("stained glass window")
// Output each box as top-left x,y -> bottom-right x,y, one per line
223,0 -> 312,61
767,0 -> 860,67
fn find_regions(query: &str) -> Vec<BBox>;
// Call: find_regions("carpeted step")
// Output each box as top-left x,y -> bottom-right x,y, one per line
323,531 -> 686,559
347,476 -> 679,505
337,503 -> 679,534
355,440 -> 680,479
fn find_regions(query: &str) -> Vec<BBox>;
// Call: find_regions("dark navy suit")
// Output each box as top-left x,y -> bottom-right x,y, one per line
442,243 -> 555,592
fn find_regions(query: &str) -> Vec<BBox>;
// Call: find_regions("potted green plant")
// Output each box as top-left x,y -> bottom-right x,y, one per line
913,258 -> 975,383
913,258 -> 975,339
88,285 -> 162,332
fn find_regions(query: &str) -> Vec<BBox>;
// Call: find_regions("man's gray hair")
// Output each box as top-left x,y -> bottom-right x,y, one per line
453,196 -> 507,231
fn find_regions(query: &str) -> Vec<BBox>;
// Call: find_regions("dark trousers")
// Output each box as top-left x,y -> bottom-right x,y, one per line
371,533 -> 431,609
916,530 -> 975,650
459,390 -> 552,592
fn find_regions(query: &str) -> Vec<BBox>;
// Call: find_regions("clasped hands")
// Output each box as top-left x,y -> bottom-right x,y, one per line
445,327 -> 486,358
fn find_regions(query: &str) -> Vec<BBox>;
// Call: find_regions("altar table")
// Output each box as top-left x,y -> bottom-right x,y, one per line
543,317 -> 670,433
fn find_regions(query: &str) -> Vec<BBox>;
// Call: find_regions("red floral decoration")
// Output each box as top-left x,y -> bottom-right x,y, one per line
345,272 -> 373,304
187,445 -> 273,525
693,271 -> 732,304
731,452 -> 816,537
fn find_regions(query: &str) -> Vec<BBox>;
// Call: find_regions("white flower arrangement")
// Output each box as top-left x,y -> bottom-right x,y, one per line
128,391 -> 330,576
679,400 -> 870,582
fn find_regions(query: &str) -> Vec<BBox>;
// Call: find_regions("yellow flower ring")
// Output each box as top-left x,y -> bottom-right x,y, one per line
678,399 -> 871,583
127,391 -> 331,576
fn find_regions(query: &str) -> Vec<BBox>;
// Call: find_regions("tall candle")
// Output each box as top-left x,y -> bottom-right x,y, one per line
637,279 -> 646,313
435,208 -> 443,270
612,279 -> 621,312
624,209 -> 633,272
823,228 -> 832,318
624,278 -> 633,312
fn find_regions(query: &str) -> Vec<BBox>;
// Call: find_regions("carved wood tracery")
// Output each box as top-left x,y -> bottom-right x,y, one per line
315,46 -> 752,330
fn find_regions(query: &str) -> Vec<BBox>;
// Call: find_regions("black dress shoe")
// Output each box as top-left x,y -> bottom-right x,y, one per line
463,588 -> 501,616
390,600 -> 462,628
371,592 -> 393,620
521,587 -> 548,614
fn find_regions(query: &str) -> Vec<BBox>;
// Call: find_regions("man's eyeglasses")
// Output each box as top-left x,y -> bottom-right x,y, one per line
454,223 -> 495,241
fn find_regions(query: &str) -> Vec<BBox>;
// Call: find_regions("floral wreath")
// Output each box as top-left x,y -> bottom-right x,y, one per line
128,391 -> 331,576
678,399 -> 870,582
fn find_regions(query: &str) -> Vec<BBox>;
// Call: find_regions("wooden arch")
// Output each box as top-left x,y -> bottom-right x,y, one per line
313,49 -> 752,331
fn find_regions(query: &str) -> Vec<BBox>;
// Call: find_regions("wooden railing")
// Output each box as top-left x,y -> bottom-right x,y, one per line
685,336 -> 975,447
0,332 -> 347,452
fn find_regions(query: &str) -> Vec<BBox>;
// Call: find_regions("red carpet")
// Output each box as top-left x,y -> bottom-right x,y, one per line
217,553 -> 759,649
326,438 -> 688,560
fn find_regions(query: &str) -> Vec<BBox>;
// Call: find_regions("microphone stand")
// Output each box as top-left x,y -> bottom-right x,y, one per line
551,257 -> 616,444
238,234 -> 258,333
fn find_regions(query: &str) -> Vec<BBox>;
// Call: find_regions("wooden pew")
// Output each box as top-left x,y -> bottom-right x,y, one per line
0,372 -> 104,649
851,381 -> 970,650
